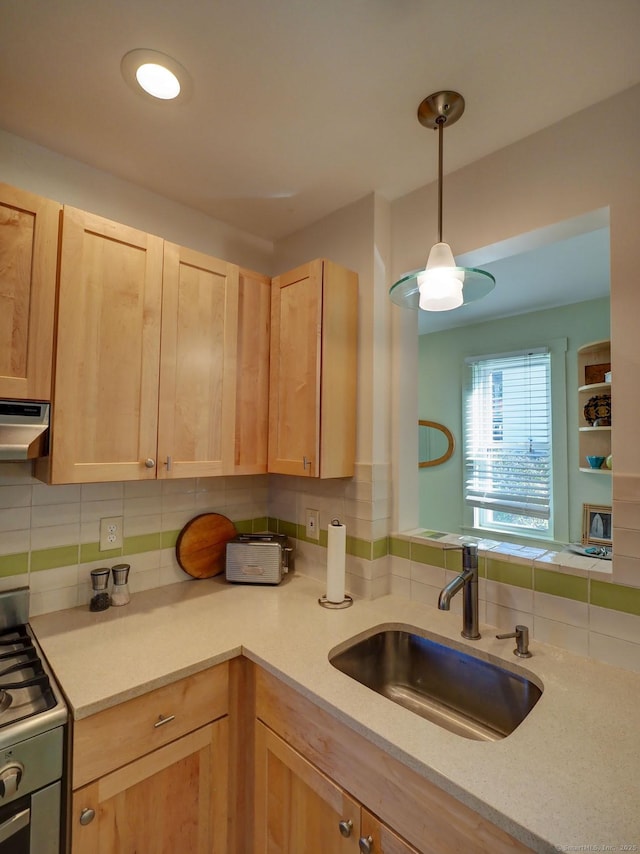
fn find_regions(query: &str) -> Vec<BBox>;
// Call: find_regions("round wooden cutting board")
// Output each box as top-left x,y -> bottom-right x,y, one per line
175,513 -> 237,579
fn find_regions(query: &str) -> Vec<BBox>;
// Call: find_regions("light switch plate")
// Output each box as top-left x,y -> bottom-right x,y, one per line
306,509 -> 319,540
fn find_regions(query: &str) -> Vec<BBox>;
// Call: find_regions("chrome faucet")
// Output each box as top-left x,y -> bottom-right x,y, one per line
438,544 -> 481,640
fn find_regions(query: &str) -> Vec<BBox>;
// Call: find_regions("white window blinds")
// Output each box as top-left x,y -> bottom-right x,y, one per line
463,349 -> 552,521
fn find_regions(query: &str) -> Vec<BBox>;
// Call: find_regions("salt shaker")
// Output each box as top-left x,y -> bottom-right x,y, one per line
110,563 -> 131,606
89,567 -> 111,611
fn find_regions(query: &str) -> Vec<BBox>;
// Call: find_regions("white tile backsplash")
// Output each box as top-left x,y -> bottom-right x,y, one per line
0,506 -> 30,532
589,605 -> 640,645
534,591 -> 589,628
589,633 -> 640,674
532,616 -> 589,657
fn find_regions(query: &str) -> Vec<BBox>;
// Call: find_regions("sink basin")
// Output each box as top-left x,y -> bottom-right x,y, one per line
329,626 -> 543,742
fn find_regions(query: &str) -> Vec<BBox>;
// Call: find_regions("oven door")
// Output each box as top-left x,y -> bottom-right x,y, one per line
0,781 -> 60,854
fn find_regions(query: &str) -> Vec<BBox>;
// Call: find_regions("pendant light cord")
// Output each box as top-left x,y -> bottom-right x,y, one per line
437,116 -> 445,243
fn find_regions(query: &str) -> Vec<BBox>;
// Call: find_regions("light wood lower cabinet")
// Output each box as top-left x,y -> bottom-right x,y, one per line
254,665 -> 532,854
71,664 -> 230,854
255,722 -> 419,854
72,720 -> 228,854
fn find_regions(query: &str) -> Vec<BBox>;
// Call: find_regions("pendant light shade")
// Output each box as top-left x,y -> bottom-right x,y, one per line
389,91 -> 495,312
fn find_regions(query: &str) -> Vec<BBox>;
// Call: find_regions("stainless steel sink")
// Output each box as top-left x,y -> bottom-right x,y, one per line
329,626 -> 543,742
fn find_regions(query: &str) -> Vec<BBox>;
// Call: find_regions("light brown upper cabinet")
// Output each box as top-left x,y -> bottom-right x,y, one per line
234,267 -> 271,474
43,207 -> 164,484
42,209 -> 251,484
157,243 -> 239,479
0,183 -> 60,401
268,259 -> 358,478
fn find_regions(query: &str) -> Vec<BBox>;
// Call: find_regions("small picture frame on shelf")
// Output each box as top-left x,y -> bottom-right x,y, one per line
582,503 -> 612,546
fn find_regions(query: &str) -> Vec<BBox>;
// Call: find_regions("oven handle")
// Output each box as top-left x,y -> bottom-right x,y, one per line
0,806 -> 30,844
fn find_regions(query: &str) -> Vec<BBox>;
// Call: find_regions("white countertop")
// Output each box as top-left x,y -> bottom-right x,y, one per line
31,574 -> 640,853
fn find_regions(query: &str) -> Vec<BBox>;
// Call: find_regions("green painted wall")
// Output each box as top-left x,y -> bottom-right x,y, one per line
418,297 -> 611,545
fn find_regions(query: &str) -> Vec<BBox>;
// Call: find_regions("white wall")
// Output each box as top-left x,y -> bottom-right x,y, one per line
0,129 -> 274,272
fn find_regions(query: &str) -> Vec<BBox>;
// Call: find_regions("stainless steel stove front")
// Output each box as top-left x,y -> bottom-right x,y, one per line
0,589 -> 68,854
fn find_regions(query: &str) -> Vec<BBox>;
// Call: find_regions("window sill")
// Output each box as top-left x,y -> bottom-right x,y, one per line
392,528 -> 613,578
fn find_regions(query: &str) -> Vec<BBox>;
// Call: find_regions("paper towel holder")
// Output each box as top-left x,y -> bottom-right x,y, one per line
319,519 -> 354,609
318,594 -> 353,609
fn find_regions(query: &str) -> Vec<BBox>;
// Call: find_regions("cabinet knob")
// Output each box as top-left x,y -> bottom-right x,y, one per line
338,819 -> 353,837
144,458 -> 155,468
358,836 -> 374,853
79,808 -> 95,826
303,456 -> 311,471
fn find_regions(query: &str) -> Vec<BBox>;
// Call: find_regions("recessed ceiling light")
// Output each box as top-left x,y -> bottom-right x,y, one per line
121,49 -> 192,102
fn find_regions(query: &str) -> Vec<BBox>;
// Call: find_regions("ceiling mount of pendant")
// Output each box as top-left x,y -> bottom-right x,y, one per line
417,90 -> 465,130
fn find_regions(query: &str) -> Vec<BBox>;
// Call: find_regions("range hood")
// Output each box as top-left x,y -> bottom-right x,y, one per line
0,401 -> 50,461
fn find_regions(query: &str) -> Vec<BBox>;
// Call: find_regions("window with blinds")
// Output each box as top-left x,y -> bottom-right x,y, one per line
463,348 -> 552,537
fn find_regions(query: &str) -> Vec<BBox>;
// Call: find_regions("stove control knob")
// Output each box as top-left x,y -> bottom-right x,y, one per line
0,762 -> 23,799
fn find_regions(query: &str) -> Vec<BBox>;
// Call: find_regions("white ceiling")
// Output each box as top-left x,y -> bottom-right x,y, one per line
1,0 -> 640,244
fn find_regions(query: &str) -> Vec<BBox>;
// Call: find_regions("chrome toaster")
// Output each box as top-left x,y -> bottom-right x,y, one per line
225,533 -> 293,585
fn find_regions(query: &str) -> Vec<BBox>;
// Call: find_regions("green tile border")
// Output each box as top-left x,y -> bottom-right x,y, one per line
32,545 -> 80,572
346,535 -> 372,560
411,542 -> 445,568
534,567 -> 588,602
80,542 -> 122,564
0,552 -> 29,577
161,529 -> 180,549
486,557 -> 533,590
372,537 -> 389,561
389,537 -> 410,559
123,533 -> 162,556
591,579 -> 640,616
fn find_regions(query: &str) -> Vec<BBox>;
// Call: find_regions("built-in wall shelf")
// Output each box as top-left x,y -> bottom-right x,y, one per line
577,339 -> 611,470
578,381 -> 611,394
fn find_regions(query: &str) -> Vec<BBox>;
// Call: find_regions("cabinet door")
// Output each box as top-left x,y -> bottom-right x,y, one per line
255,721 -> 359,853
360,809 -> 421,854
234,268 -> 270,474
50,207 -> 163,483
0,184 -> 60,400
71,719 -> 228,854
268,260 -> 322,477
157,243 -> 239,478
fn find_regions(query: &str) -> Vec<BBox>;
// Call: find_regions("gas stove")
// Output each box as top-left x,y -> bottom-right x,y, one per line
0,588 -> 68,854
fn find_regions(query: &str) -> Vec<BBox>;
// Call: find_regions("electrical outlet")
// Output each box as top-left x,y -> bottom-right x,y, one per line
99,516 -> 123,551
306,508 -> 319,540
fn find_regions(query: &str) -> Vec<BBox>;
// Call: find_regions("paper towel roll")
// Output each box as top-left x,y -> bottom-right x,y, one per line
326,519 -> 346,603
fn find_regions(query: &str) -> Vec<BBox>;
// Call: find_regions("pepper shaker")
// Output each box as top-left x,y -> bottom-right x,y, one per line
89,568 -> 111,611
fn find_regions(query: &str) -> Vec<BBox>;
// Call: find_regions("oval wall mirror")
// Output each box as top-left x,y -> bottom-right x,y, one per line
418,420 -> 455,468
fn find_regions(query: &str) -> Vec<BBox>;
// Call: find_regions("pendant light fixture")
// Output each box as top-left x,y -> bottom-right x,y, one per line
389,91 -> 495,312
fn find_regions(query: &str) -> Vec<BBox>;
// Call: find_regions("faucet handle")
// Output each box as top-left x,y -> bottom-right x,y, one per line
496,624 -> 532,658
